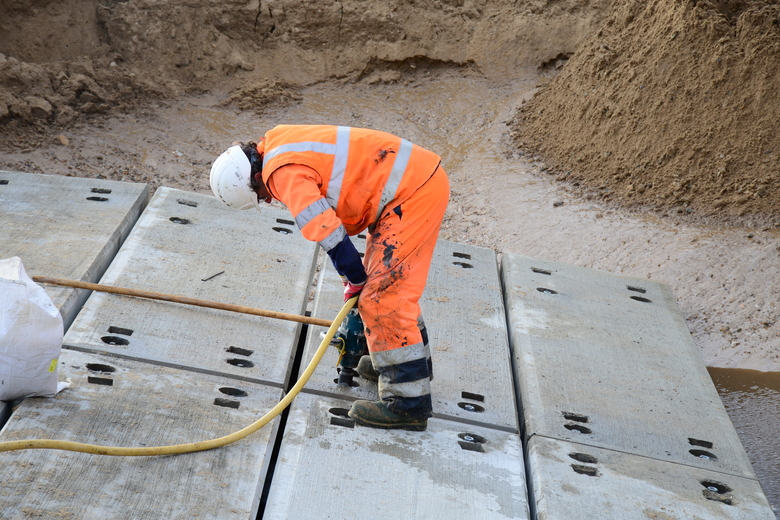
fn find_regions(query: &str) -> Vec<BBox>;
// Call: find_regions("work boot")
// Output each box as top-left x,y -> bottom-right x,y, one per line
348,400 -> 428,431
356,355 -> 378,382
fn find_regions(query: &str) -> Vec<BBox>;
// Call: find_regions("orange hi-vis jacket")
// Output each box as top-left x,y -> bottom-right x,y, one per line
259,125 -> 441,252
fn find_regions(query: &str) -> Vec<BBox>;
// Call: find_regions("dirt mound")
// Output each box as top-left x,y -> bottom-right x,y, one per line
0,55 -> 165,133
0,0 -> 172,136
8,0 -> 780,226
0,0 -> 609,133
512,0 -> 780,227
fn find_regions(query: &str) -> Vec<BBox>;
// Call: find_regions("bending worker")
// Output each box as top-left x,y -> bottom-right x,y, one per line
210,125 -> 449,431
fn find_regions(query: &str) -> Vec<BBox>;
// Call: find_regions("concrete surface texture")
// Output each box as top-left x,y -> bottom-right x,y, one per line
527,436 -> 775,520
0,170 -> 149,328
502,253 -> 774,517
0,176 -> 774,519
62,187 -> 318,387
0,349 -> 282,519
262,392 -> 529,520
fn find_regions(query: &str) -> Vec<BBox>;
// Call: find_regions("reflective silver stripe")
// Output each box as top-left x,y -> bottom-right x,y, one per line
295,198 -> 331,230
374,138 -> 413,223
325,126 -> 351,208
262,127 -> 351,210
318,224 -> 347,252
379,378 -> 431,400
371,341 -> 427,368
263,141 -> 337,165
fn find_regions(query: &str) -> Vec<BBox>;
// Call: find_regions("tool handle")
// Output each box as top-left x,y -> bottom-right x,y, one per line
31,275 -> 333,328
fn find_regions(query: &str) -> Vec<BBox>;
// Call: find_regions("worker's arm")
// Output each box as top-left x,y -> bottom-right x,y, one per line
266,164 -> 367,286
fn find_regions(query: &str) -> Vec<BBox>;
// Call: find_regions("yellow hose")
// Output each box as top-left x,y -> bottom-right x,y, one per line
0,297 -> 356,456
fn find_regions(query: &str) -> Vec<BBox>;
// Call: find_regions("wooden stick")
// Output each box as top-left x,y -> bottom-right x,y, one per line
32,275 -> 333,328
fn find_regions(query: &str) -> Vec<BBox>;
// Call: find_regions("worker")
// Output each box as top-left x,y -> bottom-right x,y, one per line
209,125 -> 449,431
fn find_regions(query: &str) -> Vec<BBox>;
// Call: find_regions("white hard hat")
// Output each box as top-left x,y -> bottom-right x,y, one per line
209,145 -> 260,210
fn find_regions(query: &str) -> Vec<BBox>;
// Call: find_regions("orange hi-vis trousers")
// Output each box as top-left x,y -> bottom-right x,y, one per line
358,165 -> 450,418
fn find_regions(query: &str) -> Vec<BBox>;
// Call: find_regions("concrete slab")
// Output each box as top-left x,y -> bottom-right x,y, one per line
262,392 -> 530,520
527,435 -> 775,519
62,188 -> 318,386
0,349 -> 282,519
0,171 -> 149,329
300,239 -> 518,430
501,253 -> 757,479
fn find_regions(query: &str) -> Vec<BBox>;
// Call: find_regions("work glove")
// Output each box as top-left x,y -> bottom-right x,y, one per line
340,275 -> 365,302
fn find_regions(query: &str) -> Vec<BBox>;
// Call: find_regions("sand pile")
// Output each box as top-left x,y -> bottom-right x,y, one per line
512,0 -> 780,226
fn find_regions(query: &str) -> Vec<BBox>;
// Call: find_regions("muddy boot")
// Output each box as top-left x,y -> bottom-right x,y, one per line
348,400 -> 428,431
356,355 -> 378,382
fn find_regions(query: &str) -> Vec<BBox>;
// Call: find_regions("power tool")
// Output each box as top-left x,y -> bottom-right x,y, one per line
327,307 -> 367,387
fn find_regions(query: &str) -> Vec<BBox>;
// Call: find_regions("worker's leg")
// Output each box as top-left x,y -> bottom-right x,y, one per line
356,315 -> 430,383
353,166 -> 449,425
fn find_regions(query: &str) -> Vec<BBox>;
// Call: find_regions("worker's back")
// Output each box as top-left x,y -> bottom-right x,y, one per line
261,124 -> 441,233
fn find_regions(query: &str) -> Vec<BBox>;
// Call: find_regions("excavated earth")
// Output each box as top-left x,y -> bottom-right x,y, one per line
2,0 -> 780,509
513,0 -> 780,227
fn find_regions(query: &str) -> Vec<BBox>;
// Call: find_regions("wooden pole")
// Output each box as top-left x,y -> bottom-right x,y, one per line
32,275 -> 333,328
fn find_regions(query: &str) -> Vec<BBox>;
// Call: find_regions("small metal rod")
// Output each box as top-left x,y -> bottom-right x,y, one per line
32,275 -> 333,328
201,271 -> 225,282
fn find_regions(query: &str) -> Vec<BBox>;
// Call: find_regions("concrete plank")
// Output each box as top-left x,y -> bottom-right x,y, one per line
262,392 -> 530,520
62,188 -> 318,386
0,349 -> 282,520
300,239 -> 518,430
527,435 -> 775,520
501,253 -> 757,479
0,171 -> 149,329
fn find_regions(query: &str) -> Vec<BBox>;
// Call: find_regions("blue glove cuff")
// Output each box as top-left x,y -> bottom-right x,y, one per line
327,234 -> 367,285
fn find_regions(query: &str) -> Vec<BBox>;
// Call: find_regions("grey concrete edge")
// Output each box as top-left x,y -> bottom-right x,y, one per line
61,184 -> 151,331
497,252 -> 527,439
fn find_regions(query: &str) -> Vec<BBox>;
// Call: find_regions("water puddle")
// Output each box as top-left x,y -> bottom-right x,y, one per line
709,367 -> 780,514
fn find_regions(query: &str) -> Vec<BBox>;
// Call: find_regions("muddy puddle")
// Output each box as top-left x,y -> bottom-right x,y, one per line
2,70 -> 778,510
709,368 -> 780,514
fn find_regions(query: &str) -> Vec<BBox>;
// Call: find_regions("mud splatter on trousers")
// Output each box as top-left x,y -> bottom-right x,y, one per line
357,166 -> 449,418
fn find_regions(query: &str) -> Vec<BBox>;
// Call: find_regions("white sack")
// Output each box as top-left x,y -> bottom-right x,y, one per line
0,257 -> 66,401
